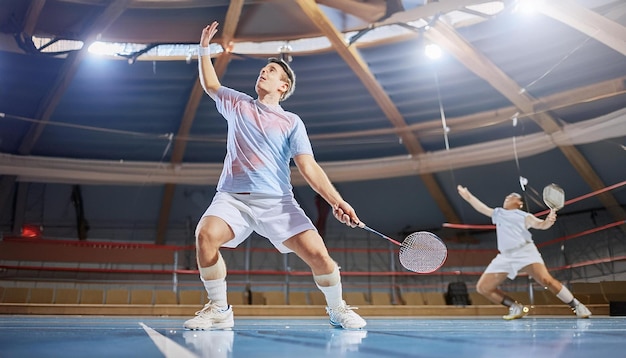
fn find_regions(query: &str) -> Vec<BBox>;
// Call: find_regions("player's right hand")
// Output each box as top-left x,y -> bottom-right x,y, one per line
200,21 -> 219,47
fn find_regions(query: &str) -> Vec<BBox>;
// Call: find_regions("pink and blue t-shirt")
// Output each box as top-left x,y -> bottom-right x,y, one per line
214,86 -> 313,196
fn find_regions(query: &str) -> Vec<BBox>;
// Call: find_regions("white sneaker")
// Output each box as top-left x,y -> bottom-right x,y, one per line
184,302 -> 234,330
574,302 -> 592,318
502,303 -> 529,320
326,300 -> 367,329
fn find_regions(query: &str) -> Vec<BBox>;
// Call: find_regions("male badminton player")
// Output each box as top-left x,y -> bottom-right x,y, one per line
184,21 -> 366,330
457,185 -> 591,320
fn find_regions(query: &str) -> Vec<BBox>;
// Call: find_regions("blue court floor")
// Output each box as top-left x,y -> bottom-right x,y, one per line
1,315 -> 625,358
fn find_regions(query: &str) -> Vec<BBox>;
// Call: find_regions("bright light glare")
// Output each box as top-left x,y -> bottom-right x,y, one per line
425,44 -> 442,59
516,0 -> 543,14
88,41 -> 150,57
88,41 -> 112,56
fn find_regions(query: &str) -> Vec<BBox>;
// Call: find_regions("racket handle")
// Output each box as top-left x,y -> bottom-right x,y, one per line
357,222 -> 402,246
363,225 -> 389,239
358,222 -> 386,238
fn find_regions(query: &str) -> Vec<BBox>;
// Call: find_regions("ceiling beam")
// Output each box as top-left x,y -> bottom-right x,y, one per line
0,0 -> 130,234
296,0 -> 422,155
427,23 -> 541,117
0,0 -> 47,223
534,77 -> 626,113
18,0 -> 131,155
315,0 -> 385,23
59,0 -> 238,9
376,0 -> 495,27
538,0 -> 626,56
295,0 -> 463,226
155,0 -> 244,245
21,0 -> 46,36
427,20 -> 626,227
308,76 -> 626,141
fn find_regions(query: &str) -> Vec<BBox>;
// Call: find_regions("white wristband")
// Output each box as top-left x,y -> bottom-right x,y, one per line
198,45 -> 211,56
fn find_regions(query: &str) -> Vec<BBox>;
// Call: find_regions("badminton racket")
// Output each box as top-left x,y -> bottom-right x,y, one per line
357,223 -> 447,273
543,183 -> 565,211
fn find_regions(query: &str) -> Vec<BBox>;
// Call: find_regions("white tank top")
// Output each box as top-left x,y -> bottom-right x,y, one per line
492,208 -> 533,251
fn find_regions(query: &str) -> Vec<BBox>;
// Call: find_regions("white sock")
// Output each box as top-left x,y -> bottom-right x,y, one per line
556,285 -> 576,306
202,277 -> 228,308
316,282 -> 343,308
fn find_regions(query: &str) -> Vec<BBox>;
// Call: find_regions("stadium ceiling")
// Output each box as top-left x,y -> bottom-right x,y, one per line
0,0 -> 625,243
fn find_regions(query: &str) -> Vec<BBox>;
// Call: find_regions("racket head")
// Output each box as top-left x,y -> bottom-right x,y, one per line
543,183 -> 564,211
399,231 -> 447,273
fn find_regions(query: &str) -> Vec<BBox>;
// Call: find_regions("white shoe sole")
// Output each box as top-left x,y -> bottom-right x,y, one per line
329,320 -> 366,330
503,306 -> 529,320
184,322 -> 234,330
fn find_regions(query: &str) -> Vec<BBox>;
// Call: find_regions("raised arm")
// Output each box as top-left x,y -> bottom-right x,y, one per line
198,21 -> 221,99
457,185 -> 494,217
526,209 -> 557,230
293,154 -> 360,228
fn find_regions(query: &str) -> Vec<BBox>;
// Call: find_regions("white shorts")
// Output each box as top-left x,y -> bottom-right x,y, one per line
200,191 -> 316,253
484,243 -> 545,280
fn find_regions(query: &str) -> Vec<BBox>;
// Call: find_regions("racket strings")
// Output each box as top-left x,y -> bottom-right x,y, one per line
543,184 -> 565,210
399,232 -> 447,273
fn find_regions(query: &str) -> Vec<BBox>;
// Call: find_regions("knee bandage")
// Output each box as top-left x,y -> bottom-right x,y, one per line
313,264 -> 340,287
199,252 -> 226,281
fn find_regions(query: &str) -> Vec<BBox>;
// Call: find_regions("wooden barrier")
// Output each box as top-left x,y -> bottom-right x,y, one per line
0,239 -> 176,265
0,303 -> 610,317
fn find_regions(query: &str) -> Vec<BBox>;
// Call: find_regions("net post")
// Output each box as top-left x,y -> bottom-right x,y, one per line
172,250 -> 179,294
389,240 -> 398,304
284,254 -> 290,305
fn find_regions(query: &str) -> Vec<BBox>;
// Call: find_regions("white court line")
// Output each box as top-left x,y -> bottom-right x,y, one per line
139,322 -> 198,358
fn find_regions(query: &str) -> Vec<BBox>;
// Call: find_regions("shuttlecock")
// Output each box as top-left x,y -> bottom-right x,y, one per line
519,176 -> 528,191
